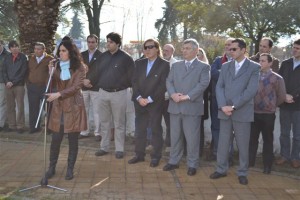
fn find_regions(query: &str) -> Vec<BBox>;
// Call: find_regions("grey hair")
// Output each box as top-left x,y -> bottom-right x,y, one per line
183,38 -> 199,50
35,42 -> 46,49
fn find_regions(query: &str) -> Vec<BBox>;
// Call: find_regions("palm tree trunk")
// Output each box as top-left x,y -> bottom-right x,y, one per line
15,0 -> 63,55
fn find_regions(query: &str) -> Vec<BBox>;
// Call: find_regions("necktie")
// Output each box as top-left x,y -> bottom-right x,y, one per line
186,61 -> 191,71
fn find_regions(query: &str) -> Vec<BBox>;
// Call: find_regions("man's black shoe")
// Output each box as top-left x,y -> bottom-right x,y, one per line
263,166 -> 271,174
149,159 -> 159,168
17,129 -> 24,134
209,171 -> 227,179
187,167 -> 197,176
95,150 -> 108,156
163,163 -> 179,171
7,128 -> 16,132
29,128 -> 41,134
238,176 -> 248,185
115,151 -> 124,159
128,156 -> 145,164
95,135 -> 102,142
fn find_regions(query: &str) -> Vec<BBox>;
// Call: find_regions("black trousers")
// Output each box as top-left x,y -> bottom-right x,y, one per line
50,125 -> 79,168
134,106 -> 163,161
27,83 -> 46,130
249,113 -> 275,168
162,100 -> 171,147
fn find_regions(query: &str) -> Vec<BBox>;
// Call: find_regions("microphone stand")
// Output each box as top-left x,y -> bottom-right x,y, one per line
19,66 -> 67,192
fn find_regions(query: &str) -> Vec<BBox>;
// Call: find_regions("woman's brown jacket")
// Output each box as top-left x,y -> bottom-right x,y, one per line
48,65 -> 87,133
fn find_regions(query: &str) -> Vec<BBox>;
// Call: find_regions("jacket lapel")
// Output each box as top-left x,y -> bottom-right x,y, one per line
235,59 -> 249,78
147,57 -> 160,78
182,59 -> 198,79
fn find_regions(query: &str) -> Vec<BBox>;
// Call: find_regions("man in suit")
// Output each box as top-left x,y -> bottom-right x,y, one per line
276,38 -> 300,168
128,39 -> 170,167
80,34 -> 102,141
163,38 -> 210,176
209,38 -> 260,185
209,38 -> 234,161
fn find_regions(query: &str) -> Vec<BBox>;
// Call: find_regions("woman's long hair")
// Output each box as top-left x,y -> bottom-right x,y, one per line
56,40 -> 83,71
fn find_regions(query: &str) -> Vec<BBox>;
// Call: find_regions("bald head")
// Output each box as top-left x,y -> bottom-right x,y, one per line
163,44 -> 175,60
225,37 -> 235,56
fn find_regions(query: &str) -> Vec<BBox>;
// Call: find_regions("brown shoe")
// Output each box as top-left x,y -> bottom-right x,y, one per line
275,157 -> 288,165
291,160 -> 300,168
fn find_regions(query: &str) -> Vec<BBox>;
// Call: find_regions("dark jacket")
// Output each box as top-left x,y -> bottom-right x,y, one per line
0,48 -> 9,83
132,57 -> 170,111
278,58 -> 300,110
48,64 -> 87,133
81,49 -> 102,91
2,52 -> 28,86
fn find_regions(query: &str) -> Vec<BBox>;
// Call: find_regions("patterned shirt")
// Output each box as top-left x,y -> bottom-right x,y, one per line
254,69 -> 286,113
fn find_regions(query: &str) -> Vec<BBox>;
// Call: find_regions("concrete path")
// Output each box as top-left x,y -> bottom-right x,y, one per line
0,131 -> 299,200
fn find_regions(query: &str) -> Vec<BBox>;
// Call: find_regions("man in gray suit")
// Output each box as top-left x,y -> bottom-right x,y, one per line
209,38 -> 260,185
163,38 -> 210,176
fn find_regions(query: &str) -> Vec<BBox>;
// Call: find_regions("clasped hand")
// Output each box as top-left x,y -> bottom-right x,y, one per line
171,93 -> 189,103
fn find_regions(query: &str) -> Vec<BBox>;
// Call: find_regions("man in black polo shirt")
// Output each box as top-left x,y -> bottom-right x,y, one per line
93,32 -> 135,159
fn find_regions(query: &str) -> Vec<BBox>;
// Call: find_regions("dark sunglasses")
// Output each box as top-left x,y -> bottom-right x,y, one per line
144,45 -> 155,50
229,48 -> 239,51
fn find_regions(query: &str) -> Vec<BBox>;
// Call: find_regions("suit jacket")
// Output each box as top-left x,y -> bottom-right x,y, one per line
81,49 -> 102,91
216,58 -> 260,122
167,59 -> 210,116
278,58 -> 300,110
132,57 -> 170,112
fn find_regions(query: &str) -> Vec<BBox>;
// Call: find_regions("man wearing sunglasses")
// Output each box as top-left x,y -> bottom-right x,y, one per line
210,38 -> 260,185
128,39 -> 170,168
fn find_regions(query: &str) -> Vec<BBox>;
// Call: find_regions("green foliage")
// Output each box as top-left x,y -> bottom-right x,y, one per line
68,12 -> 84,39
0,0 -> 19,40
170,0 -> 300,53
155,0 -> 180,44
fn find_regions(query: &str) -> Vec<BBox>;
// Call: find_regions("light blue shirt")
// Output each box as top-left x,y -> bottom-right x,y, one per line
293,58 -> 300,70
146,59 -> 156,76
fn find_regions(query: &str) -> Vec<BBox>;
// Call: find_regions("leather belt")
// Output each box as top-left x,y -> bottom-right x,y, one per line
101,88 -> 125,92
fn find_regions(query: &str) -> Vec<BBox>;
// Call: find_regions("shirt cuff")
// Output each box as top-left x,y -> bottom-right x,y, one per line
147,96 -> 153,103
136,95 -> 142,101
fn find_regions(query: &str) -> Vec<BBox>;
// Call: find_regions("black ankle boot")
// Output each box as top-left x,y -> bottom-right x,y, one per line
45,166 -> 56,179
65,167 -> 73,180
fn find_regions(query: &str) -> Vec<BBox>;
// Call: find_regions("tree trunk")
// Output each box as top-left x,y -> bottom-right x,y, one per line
15,0 -> 62,55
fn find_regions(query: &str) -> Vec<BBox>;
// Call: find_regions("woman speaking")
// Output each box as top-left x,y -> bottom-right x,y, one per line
45,39 -> 87,180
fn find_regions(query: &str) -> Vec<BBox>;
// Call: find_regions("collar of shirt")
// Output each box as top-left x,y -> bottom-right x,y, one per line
36,53 -> 45,63
146,58 -> 157,75
88,49 -> 96,61
260,69 -> 272,80
185,57 -> 197,65
293,58 -> 300,69
235,57 -> 246,68
12,53 -> 19,62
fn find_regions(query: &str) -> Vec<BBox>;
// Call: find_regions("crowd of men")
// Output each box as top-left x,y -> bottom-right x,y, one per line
0,34 -> 300,186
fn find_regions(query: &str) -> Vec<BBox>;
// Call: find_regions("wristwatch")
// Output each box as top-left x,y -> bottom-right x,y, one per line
232,106 -> 236,110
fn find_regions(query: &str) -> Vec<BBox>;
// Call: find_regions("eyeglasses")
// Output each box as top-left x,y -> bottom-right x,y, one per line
229,48 -> 239,51
88,41 -> 96,43
144,45 -> 155,50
